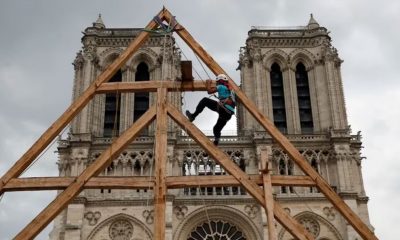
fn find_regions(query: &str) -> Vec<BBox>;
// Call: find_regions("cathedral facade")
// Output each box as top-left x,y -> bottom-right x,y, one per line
49,15 -> 373,240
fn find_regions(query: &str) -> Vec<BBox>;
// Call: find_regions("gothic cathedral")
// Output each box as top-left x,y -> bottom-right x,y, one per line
49,14 -> 373,240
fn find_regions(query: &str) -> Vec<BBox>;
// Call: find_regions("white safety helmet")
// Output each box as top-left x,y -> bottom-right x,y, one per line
216,74 -> 229,81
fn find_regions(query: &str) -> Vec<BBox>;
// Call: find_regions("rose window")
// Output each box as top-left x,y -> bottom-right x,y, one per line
298,217 -> 320,237
109,219 -> 133,240
188,220 -> 246,240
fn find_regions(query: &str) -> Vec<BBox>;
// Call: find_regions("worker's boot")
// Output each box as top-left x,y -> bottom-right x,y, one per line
213,138 -> 220,146
185,110 -> 195,122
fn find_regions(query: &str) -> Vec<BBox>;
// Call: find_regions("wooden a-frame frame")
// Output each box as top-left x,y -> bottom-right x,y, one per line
0,7 -> 377,240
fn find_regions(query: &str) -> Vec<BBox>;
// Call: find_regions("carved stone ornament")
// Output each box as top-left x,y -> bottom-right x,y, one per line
244,204 -> 259,219
298,217 -> 320,237
109,219 -> 133,240
173,205 -> 188,220
73,50 -> 84,70
142,209 -> 154,224
323,206 -> 336,221
84,211 -> 102,226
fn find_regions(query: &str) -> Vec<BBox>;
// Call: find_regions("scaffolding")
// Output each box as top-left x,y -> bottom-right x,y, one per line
0,8 -> 377,240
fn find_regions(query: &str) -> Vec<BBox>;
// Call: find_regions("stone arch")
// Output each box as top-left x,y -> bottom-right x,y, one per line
288,48 -> 316,71
87,213 -> 152,240
128,48 -> 158,73
98,47 -> 124,69
263,48 -> 289,71
278,211 -> 343,240
173,205 -> 262,240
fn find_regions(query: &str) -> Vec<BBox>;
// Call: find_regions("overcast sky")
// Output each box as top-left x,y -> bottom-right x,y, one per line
0,0 -> 399,239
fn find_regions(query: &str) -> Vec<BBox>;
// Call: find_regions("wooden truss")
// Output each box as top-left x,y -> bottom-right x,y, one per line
0,8 -> 377,240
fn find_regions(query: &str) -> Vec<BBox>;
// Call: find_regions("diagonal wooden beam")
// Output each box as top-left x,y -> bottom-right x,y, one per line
163,9 -> 377,240
166,103 -> 314,240
13,106 -> 156,240
0,8 -> 166,197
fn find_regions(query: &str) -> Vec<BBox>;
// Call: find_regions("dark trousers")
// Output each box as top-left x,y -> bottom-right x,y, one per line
192,97 -> 232,139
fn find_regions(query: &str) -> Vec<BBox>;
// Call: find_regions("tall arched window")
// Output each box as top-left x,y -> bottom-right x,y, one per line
270,63 -> 287,133
103,70 -> 122,137
134,62 -> 150,122
295,63 -> 313,133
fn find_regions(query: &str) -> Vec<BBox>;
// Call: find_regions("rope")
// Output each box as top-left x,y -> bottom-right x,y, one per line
291,187 -> 317,214
21,126 -> 69,176
175,41 -> 208,83
194,52 -> 212,80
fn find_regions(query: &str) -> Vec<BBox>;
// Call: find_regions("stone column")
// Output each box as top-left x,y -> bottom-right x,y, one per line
344,199 -> 362,240
64,204 -> 85,240
307,66 -> 321,132
324,56 -> 347,130
253,51 -> 263,131
285,67 -> 300,134
334,62 -> 348,128
92,66 -> 105,137
71,51 -> 84,134
79,54 -> 97,134
239,58 -> 254,134
264,65 -> 274,120
120,66 -> 134,132
314,62 -> 332,131
165,200 -> 173,240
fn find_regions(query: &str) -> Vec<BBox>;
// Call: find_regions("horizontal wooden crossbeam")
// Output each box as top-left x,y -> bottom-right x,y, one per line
3,175 -> 316,191
96,80 -> 210,93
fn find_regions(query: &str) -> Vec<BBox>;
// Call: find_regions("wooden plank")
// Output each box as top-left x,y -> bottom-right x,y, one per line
4,175 -> 315,192
166,103 -> 314,240
154,88 -> 168,240
0,9 -> 166,197
260,149 -> 277,240
164,9 -> 377,240
96,80 -> 208,93
13,106 -> 156,240
5,177 -> 153,191
167,175 -> 315,188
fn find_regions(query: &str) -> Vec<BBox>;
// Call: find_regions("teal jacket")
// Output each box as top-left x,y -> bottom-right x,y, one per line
217,84 -> 235,113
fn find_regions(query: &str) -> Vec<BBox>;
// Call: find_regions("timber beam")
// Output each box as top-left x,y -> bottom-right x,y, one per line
96,80 -> 210,93
3,175 -> 316,191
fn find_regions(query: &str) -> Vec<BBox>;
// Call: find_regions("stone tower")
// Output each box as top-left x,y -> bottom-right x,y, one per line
50,14 -> 373,240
